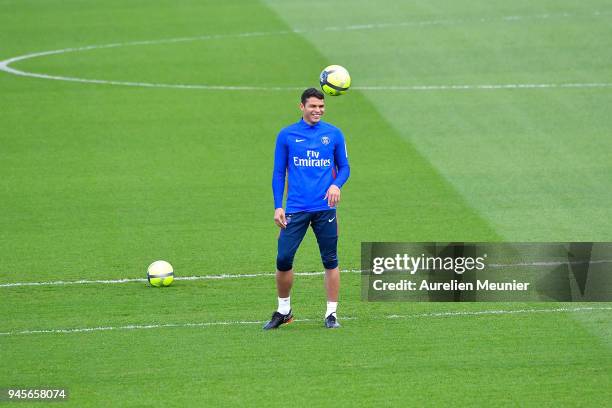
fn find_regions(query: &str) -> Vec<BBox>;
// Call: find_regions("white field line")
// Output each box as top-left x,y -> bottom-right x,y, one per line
2,259 -> 612,288
0,307 -> 609,337
488,259 -> 612,268
0,10 -> 611,92
357,83 -> 612,91
0,269 -> 363,288
386,306 -> 612,319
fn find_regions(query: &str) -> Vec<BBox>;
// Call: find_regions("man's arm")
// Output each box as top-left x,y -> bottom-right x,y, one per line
272,131 -> 288,227
325,131 -> 350,207
333,130 -> 350,188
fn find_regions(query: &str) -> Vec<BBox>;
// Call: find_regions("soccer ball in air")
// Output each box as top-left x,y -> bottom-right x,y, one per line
320,65 -> 351,96
147,260 -> 174,287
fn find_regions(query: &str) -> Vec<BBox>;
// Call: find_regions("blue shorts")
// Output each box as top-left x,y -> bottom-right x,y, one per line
276,210 -> 339,271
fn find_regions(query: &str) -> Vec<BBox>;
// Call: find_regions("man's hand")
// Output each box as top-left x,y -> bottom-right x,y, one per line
324,184 -> 341,207
274,208 -> 287,228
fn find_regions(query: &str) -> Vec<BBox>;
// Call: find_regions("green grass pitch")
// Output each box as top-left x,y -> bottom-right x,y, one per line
1,0 -> 611,406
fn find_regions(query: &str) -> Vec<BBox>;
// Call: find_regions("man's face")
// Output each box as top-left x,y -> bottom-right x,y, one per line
300,97 -> 325,125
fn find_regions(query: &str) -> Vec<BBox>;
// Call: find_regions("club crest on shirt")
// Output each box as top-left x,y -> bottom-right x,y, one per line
321,136 -> 330,145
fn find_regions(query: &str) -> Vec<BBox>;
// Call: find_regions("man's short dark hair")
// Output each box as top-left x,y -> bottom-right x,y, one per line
301,88 -> 325,105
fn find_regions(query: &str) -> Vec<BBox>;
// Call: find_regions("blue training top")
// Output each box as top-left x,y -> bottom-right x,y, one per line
273,118 -> 350,213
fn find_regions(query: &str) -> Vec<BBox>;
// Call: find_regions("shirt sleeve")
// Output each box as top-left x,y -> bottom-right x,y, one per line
333,129 -> 350,188
272,131 -> 288,209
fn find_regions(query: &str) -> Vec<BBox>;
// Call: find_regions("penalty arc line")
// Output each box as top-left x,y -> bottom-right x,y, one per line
0,10 -> 611,92
0,306 -> 609,336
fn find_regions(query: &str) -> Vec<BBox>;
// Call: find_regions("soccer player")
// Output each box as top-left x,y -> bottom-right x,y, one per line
263,88 -> 350,330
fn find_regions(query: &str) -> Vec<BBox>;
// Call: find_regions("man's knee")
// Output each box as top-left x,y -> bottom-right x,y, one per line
317,233 -> 338,270
276,254 -> 294,272
322,257 -> 338,270
320,245 -> 338,270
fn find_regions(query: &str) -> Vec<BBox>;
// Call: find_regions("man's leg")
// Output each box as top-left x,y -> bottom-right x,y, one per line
275,212 -> 310,297
312,210 -> 341,328
264,212 -> 309,330
324,266 -> 340,324
324,267 -> 340,302
276,269 -> 293,298
275,212 -> 308,312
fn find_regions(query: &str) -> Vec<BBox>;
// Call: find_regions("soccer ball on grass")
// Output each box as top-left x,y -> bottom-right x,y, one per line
147,260 -> 174,287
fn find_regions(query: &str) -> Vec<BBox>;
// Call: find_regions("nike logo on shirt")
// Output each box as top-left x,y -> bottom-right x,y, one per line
296,139 -> 305,142
328,217 -> 335,222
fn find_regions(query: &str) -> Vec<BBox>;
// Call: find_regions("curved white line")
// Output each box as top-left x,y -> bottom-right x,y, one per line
1,11 -> 611,92
1,306 -> 608,336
